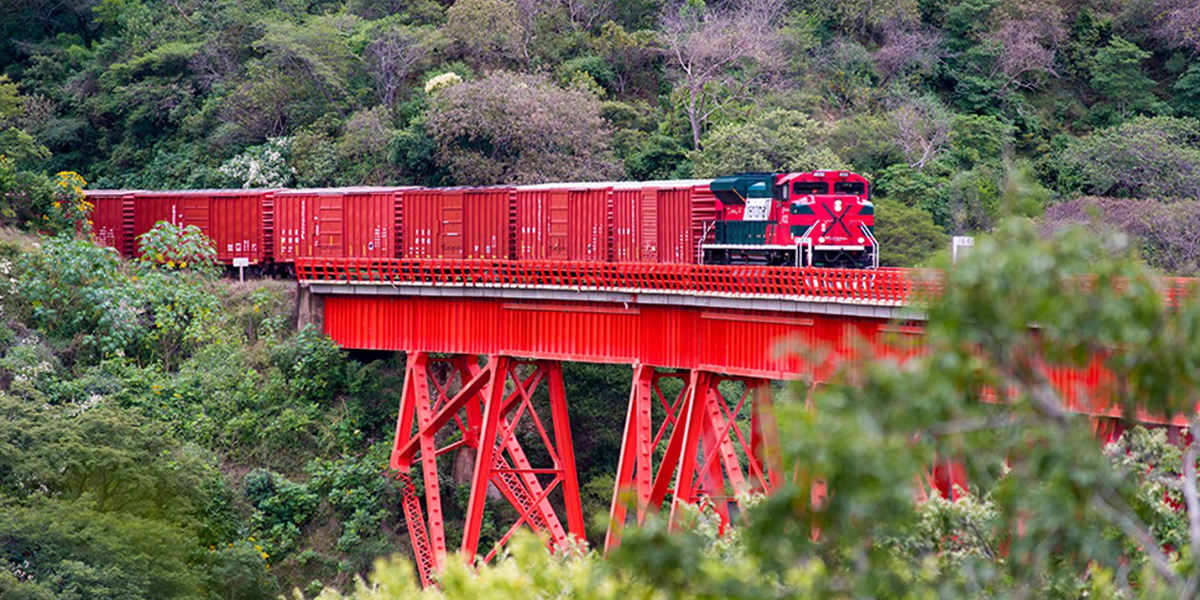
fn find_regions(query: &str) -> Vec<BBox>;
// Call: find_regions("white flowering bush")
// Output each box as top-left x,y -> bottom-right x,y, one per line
424,72 -> 462,95
219,137 -> 297,188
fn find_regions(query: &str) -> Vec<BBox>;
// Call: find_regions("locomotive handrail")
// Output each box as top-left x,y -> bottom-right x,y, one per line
296,258 -> 947,306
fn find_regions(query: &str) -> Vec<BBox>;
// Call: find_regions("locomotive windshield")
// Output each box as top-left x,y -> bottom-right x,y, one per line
793,182 -> 828,195
833,181 -> 865,195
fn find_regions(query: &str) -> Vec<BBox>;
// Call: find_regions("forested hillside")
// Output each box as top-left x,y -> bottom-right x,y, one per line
0,222 -> 631,598
4,1 -> 1200,599
2,0 -> 1200,268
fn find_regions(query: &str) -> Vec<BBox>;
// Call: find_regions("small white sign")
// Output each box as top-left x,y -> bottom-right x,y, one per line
951,236 -> 975,265
232,258 -> 250,267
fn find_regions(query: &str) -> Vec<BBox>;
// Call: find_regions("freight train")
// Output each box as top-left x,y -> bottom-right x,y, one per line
85,171 -> 875,270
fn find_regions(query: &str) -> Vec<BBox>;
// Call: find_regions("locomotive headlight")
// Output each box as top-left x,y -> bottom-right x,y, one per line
818,236 -> 826,243
858,237 -> 865,244
834,200 -> 842,212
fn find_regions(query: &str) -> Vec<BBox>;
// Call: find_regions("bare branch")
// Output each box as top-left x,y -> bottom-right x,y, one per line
874,23 -> 943,83
365,26 -> 432,110
887,96 -> 951,172
1090,492 -> 1183,588
659,0 -> 786,149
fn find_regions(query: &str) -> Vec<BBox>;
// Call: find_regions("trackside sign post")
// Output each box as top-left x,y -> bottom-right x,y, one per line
952,236 -> 974,265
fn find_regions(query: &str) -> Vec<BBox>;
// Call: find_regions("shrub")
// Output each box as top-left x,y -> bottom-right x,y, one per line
243,469 -> 319,559
273,325 -> 348,405
137,221 -> 219,274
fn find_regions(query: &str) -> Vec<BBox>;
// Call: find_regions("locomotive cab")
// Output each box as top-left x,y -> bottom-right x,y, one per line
703,171 -> 877,269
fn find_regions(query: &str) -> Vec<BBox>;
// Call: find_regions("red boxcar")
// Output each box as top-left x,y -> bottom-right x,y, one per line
653,181 -> 709,264
514,183 -> 609,262
610,185 -> 641,262
566,186 -> 608,262
85,190 -> 135,256
275,187 -> 408,261
134,189 -> 273,264
512,179 -> 718,264
514,186 -> 570,260
613,179 -> 715,265
463,187 -> 513,259
402,188 -> 464,259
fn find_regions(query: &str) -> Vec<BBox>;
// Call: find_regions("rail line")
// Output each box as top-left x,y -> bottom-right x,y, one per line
297,259 -> 939,305
297,258 -> 1198,307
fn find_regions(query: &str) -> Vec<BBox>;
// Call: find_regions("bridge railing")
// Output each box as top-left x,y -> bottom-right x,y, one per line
296,258 -> 943,305
297,258 -> 1200,308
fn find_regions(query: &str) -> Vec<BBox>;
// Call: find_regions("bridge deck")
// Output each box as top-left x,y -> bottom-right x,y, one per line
297,259 -> 1198,308
296,259 -> 938,306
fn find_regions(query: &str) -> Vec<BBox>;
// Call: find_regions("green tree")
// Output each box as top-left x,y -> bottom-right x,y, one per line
425,71 -> 623,184
1090,36 -> 1158,116
691,109 -> 847,177
874,199 -> 947,266
443,0 -> 523,69
0,395 -> 266,600
1062,115 -> 1200,198
1173,62 -> 1200,118
875,162 -> 952,228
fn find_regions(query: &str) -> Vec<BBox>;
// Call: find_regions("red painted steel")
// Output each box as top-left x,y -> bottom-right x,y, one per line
210,191 -> 267,264
314,194 -> 343,258
133,192 -> 209,255
85,191 -> 134,255
567,187 -> 609,262
605,367 -> 780,551
690,184 -> 718,248
464,188 -> 513,259
515,189 -> 552,259
322,294 -> 866,379
612,188 -> 641,262
319,289 -> 1196,426
402,189 -> 464,259
343,190 -> 400,259
657,187 -> 692,263
306,258 -> 1197,587
640,188 -> 659,261
298,259 -> 1197,310
129,190 -> 273,263
547,189 -> 569,260
297,258 -> 932,305
391,353 -> 585,586
273,191 -> 313,262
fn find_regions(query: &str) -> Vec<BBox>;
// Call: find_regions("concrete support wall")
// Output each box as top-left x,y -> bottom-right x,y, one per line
295,283 -> 325,332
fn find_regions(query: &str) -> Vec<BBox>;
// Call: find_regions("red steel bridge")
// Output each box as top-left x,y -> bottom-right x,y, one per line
296,259 -> 1197,586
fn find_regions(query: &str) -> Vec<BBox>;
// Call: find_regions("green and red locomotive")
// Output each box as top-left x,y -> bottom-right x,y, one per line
704,170 -> 876,269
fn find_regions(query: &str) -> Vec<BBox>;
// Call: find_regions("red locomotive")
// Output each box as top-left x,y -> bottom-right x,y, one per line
85,171 -> 877,270
705,171 -> 875,268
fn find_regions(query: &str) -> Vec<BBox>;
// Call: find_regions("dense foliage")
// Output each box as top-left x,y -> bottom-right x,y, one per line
0,224 -> 672,598
4,0 -> 1200,596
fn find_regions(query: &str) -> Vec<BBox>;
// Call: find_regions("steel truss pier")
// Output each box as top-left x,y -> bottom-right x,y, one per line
390,352 -> 784,587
